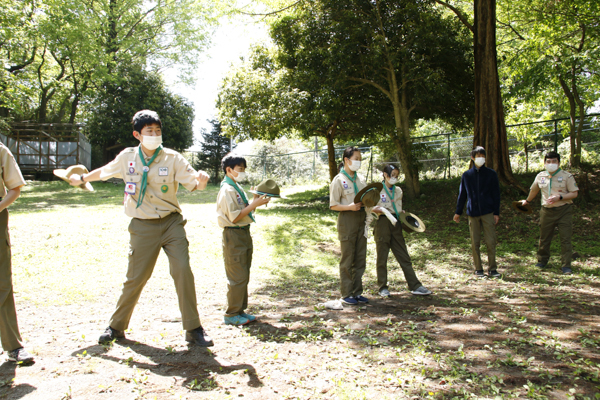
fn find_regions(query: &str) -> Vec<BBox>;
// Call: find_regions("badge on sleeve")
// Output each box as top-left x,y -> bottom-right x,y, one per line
159,167 -> 168,176
236,193 -> 242,205
128,161 -> 136,169
540,177 -> 546,184
125,182 -> 136,195
342,179 -> 348,189
381,193 -> 387,202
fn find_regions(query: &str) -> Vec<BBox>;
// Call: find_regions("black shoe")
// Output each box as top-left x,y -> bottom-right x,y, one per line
99,326 -> 125,344
488,270 -> 502,278
475,270 -> 485,278
535,262 -> 547,268
7,347 -> 34,363
562,267 -> 572,275
185,326 -> 214,347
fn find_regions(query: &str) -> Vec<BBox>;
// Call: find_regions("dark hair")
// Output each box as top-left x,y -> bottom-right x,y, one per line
544,151 -> 560,163
382,164 -> 398,178
132,110 -> 162,132
471,146 -> 486,158
221,153 -> 247,174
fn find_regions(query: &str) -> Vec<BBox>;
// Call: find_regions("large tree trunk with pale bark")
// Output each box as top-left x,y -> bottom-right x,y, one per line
325,124 -> 338,182
473,0 -> 522,190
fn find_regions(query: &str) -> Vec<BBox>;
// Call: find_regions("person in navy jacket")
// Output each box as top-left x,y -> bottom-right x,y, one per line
453,146 -> 501,278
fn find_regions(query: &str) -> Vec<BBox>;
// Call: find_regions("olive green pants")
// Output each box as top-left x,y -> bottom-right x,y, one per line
374,216 -> 422,292
0,210 -> 23,351
337,210 -> 367,298
222,227 -> 253,318
110,213 -> 201,331
538,204 -> 573,268
467,213 -> 497,271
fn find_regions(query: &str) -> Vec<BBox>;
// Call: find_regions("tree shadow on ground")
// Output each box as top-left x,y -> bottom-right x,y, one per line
0,362 -> 36,399
73,341 -> 261,392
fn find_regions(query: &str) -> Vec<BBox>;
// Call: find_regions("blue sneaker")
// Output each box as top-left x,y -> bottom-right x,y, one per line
239,312 -> 257,322
341,296 -> 358,305
354,295 -> 369,303
224,315 -> 250,326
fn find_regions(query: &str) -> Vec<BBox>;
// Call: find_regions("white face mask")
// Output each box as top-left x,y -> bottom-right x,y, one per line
233,171 -> 246,182
387,177 -> 398,185
545,163 -> 559,173
348,160 -> 361,172
141,135 -> 162,151
474,157 -> 485,167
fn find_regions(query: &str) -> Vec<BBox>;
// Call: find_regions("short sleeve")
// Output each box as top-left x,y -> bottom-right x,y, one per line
99,153 -> 124,180
217,186 -> 242,222
173,153 -> 197,192
0,146 -> 26,190
566,175 -> 578,192
530,175 -> 540,191
329,177 -> 342,207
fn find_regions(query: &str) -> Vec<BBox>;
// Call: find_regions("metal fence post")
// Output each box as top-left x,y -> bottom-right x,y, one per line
447,133 -> 451,179
263,153 -> 266,180
554,120 -> 558,152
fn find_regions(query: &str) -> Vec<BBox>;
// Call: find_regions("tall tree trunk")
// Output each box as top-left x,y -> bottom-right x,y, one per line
557,74 -> 577,166
573,84 -> 585,167
326,123 -> 338,182
473,0 -> 522,190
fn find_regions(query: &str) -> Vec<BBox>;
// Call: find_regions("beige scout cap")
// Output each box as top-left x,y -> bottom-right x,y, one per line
248,179 -> 287,199
399,212 -> 426,233
354,182 -> 384,207
512,200 -> 533,214
53,165 -> 94,192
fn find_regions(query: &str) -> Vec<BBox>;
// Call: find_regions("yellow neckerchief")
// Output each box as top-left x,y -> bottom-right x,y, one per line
382,180 -> 399,218
341,169 -> 358,195
548,168 -> 562,198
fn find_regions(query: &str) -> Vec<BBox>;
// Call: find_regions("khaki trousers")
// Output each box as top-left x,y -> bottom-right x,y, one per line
337,210 -> 367,298
467,213 -> 497,271
538,204 -> 573,268
222,228 -> 253,318
110,213 -> 201,331
0,210 -> 23,351
374,216 -> 422,291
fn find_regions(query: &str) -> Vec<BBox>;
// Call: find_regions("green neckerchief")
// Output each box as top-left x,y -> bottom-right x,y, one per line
341,169 -> 359,195
221,176 -> 256,223
136,145 -> 163,208
548,167 -> 561,198
382,180 -> 400,218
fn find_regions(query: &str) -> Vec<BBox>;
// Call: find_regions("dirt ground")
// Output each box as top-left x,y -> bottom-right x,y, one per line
0,171 -> 599,399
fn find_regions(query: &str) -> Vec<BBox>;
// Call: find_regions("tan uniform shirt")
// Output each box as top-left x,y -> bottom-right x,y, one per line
0,143 -> 26,196
330,172 -> 366,207
99,146 -> 197,219
377,184 -> 403,215
216,182 -> 253,228
531,169 -> 578,208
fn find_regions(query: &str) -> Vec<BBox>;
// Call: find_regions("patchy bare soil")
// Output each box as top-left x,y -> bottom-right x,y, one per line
0,170 -> 599,399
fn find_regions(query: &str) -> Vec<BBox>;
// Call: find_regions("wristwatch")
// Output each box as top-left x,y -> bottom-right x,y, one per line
559,194 -> 563,200
80,174 -> 86,183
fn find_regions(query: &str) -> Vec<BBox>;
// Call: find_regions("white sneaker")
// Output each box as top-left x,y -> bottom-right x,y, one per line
411,286 -> 432,296
379,288 -> 391,297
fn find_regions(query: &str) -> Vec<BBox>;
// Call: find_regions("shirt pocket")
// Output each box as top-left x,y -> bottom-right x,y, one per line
343,188 -> 354,197
152,175 -> 176,199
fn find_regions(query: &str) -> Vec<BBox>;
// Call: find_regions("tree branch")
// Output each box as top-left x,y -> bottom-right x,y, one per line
434,0 -> 474,34
237,1 -> 302,17
496,19 -> 525,41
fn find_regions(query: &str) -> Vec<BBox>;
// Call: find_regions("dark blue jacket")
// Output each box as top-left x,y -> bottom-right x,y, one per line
455,165 -> 500,217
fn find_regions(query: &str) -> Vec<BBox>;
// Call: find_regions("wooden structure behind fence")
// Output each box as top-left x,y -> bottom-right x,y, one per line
0,122 -> 91,175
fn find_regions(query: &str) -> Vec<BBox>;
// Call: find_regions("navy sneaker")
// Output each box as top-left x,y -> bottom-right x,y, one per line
354,295 -> 369,303
186,326 -> 214,347
562,267 -> 572,275
535,262 -> 547,268
341,296 -> 358,305
475,270 -> 485,278
488,270 -> 502,278
99,326 -> 125,344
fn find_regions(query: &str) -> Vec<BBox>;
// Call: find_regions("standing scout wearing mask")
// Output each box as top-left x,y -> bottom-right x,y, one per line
69,110 -> 214,347
329,146 -> 368,305
454,146 -> 502,278
520,151 -> 578,274
371,165 -> 432,297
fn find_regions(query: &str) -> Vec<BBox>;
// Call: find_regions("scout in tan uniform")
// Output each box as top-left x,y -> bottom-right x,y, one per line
520,151 -> 578,274
68,110 -> 213,346
330,146 -> 368,305
371,165 -> 432,297
216,154 -> 270,326
0,143 -> 34,363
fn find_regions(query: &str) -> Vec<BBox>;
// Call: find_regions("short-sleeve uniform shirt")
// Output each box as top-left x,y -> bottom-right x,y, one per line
531,169 -> 578,208
216,182 -> 253,228
0,143 -> 26,197
99,146 -> 197,219
329,172 -> 366,207
377,185 -> 403,215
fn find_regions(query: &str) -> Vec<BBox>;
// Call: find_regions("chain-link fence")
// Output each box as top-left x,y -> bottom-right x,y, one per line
190,114 -> 600,185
